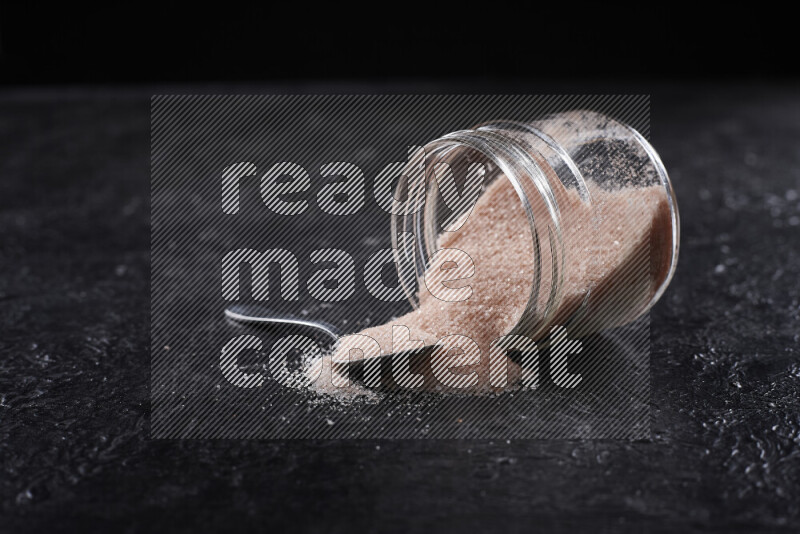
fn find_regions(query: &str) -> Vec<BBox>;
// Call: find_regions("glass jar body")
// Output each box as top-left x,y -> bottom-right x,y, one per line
392,110 -> 679,343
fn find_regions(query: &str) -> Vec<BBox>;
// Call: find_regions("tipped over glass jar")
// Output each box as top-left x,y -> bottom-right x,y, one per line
391,110 -> 680,346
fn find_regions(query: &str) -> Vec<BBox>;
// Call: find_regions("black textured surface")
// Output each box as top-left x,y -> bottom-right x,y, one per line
1,85 -> 799,532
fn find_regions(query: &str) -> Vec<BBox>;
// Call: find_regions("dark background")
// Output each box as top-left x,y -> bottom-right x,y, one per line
0,5 -> 797,85
1,5 -> 800,533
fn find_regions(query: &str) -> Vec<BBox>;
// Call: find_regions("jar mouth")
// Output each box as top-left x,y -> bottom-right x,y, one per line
390,129 -> 565,342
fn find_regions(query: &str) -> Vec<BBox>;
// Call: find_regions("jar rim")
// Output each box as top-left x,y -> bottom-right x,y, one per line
390,129 -> 566,341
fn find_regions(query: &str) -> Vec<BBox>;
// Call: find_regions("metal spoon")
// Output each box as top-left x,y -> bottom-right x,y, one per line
224,304 -> 437,388
224,304 -> 342,341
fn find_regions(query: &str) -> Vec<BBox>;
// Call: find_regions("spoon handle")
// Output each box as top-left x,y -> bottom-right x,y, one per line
224,304 -> 342,341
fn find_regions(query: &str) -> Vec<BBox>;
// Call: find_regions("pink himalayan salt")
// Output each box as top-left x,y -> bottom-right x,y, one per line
307,174 -> 671,398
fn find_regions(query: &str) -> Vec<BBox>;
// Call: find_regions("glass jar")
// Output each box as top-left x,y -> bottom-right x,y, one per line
391,110 -> 679,343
